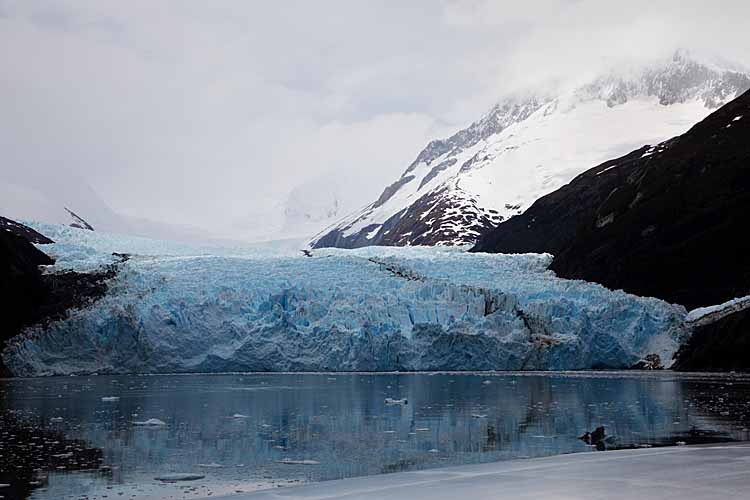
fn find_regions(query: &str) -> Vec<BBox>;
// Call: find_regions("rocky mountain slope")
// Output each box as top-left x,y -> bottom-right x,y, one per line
473,88 -> 750,312
312,51 -> 750,249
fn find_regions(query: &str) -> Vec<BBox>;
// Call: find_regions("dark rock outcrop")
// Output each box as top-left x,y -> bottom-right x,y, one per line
65,207 -> 94,231
1,215 -> 54,244
673,307 -> 750,372
0,218 -> 117,377
473,89 -> 750,311
1,229 -> 56,377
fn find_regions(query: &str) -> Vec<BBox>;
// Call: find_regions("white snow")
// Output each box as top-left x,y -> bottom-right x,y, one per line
685,295 -> 750,325
220,444 -> 750,500
365,226 -> 382,239
0,223 -> 689,376
733,115 -> 743,121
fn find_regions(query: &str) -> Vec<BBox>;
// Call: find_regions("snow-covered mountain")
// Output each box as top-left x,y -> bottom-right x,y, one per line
312,50 -> 750,249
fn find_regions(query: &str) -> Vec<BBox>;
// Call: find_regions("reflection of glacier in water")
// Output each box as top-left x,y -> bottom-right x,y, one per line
2,373 -> 750,499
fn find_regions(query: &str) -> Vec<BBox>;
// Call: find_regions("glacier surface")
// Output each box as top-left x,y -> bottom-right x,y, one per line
2,223 -> 687,376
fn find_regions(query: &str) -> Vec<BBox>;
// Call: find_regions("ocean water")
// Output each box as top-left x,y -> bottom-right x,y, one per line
1,372 -> 749,499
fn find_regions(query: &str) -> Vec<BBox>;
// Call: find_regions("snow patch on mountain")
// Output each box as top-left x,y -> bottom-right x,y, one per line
685,296 -> 750,326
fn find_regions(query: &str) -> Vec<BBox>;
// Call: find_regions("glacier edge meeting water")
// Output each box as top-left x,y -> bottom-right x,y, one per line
2,223 -> 687,377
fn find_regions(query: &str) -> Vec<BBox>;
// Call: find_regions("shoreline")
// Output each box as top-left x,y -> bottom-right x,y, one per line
3,369 -> 750,381
222,443 -> 750,499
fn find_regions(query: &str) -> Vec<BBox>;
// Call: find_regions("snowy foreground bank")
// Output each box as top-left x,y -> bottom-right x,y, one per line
3,223 -> 687,376
225,444 -> 750,500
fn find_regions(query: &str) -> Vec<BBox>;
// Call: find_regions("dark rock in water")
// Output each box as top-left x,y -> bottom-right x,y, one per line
673,307 -> 750,372
579,426 -> 612,451
0,218 -> 119,377
0,216 -> 54,244
631,353 -> 663,370
472,89 -> 750,311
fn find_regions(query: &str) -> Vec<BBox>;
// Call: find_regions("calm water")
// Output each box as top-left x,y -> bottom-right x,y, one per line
2,372 -> 750,499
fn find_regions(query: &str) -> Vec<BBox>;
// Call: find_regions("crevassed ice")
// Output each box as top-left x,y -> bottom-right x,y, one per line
2,224 -> 687,376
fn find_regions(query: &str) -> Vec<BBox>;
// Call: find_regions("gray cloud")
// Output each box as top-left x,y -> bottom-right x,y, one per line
1,0 -> 749,237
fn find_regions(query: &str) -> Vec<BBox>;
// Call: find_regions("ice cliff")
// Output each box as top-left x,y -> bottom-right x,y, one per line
2,223 -> 687,376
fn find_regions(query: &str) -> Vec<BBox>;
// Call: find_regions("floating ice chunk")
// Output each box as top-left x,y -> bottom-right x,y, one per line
385,398 -> 408,406
197,462 -> 224,468
50,417 -> 63,423
155,473 -> 205,482
101,396 -> 120,402
231,413 -> 249,419
472,414 -> 488,419
276,459 -> 321,465
133,418 -> 167,427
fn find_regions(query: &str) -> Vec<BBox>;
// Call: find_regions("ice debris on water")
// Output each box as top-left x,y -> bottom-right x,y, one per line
155,473 -> 205,482
277,459 -> 321,465
385,398 -> 408,405
101,396 -> 120,402
133,418 -> 167,427
3,222 -> 688,375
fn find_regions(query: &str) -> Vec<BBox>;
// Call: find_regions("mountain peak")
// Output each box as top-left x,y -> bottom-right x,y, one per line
312,55 -> 750,250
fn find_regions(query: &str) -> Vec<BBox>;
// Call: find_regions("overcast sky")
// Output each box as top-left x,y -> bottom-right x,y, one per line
1,0 -> 750,236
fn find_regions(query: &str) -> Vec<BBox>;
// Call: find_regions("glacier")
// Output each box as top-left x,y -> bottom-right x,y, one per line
2,223 -> 688,376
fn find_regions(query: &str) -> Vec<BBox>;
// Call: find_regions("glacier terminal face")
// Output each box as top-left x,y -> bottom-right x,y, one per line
2,224 -> 687,376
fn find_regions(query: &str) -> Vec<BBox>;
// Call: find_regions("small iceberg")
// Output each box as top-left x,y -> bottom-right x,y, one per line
472,414 -> 488,419
231,413 -> 249,419
197,462 -> 224,468
276,459 -> 321,465
133,418 -> 167,427
50,417 -> 64,423
101,396 -> 120,402
155,473 -> 205,482
385,398 -> 408,406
